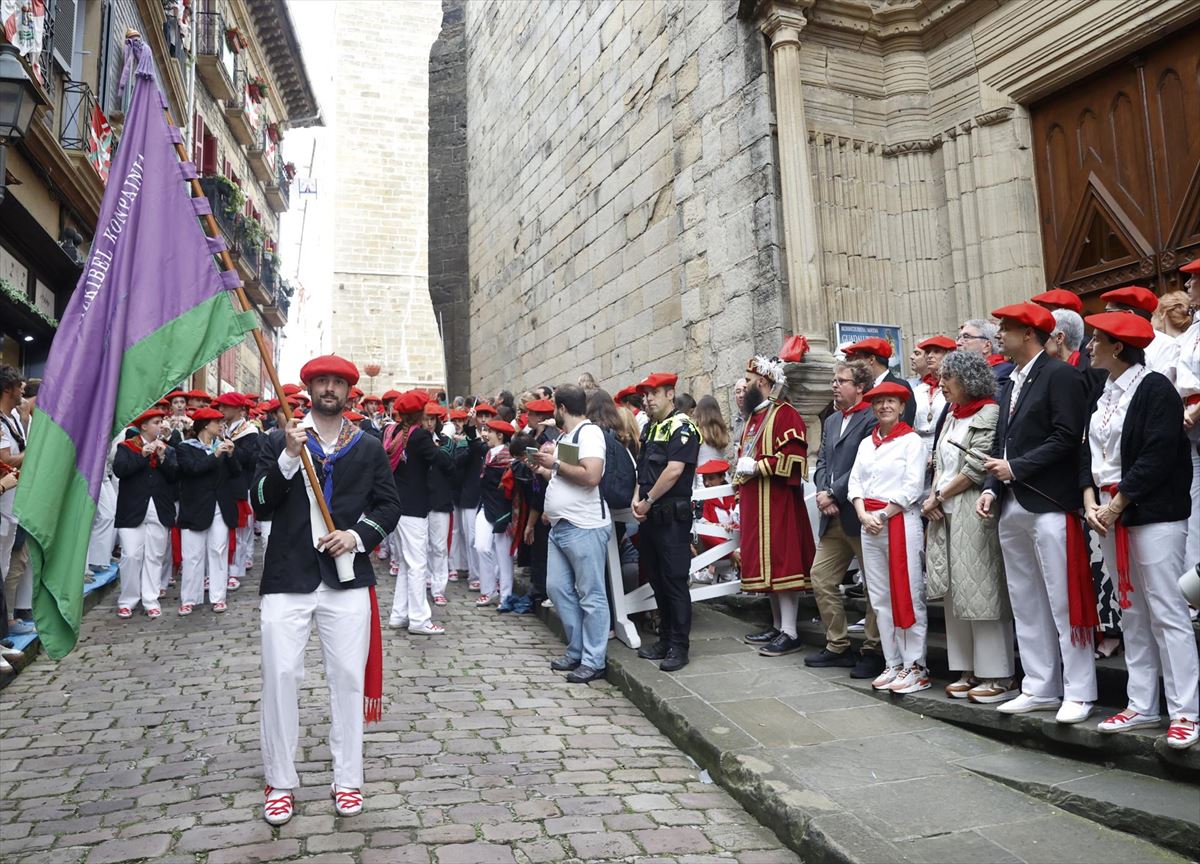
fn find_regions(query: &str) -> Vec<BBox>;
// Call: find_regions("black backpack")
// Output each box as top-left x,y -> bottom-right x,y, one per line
569,422 -> 636,515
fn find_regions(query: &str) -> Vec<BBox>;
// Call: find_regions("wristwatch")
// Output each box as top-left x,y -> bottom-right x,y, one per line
551,459 -> 560,473
645,493 -> 655,506
935,491 -> 945,504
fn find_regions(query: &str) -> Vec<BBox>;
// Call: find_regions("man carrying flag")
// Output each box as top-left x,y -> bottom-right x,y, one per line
13,34 -> 256,659
253,355 -> 400,825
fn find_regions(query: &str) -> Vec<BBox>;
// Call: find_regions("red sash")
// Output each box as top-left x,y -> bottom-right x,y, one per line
235,499 -> 254,528
863,499 -> 916,629
364,587 -> 383,723
1101,485 -> 1133,610
1065,513 -> 1100,644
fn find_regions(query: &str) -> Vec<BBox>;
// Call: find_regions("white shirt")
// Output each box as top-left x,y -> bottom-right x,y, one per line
1145,329 -> 1179,384
847,429 -> 927,511
1007,350 -> 1043,415
277,415 -> 365,552
1174,314 -> 1200,402
544,421 -> 607,529
0,408 -> 25,522
912,379 -> 946,440
1088,364 -> 1149,489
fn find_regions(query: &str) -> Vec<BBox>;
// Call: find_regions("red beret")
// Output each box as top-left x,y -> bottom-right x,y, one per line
613,385 -> 639,403
863,381 -> 911,403
164,390 -> 188,402
186,389 -> 212,401
844,337 -> 893,360
637,372 -> 678,393
343,410 -> 365,422
917,335 -> 956,352
215,392 -> 248,408
131,407 -> 167,427
362,394 -> 381,404
1084,312 -> 1155,349
485,419 -> 515,436
1101,285 -> 1158,314
349,386 -> 363,398
282,383 -> 303,396
1030,289 -> 1083,313
449,408 -> 468,421
991,302 -> 1056,334
1181,258 -> 1200,274
393,391 -> 427,415
191,407 -> 224,422
425,402 -> 447,418
260,398 -> 280,412
300,355 -> 360,387
525,398 -> 555,414
696,459 -> 730,475
474,402 -> 498,416
381,389 -> 401,401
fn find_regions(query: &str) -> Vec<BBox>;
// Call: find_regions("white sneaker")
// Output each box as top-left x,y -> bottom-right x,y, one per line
847,617 -> 866,633
387,617 -> 409,629
1097,709 -> 1161,734
1055,700 -> 1094,724
888,665 -> 930,694
541,598 -> 553,608
871,665 -> 902,690
408,622 -> 446,636
996,693 -> 1061,714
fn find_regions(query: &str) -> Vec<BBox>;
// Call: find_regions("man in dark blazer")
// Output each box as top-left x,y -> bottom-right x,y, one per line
798,360 -> 884,679
252,355 -> 400,827
977,302 -> 1096,725
843,337 -> 916,425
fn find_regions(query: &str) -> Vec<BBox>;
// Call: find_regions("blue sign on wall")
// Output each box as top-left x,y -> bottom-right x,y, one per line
834,321 -> 904,374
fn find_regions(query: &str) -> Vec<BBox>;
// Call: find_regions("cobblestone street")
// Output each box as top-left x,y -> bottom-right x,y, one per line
0,554 -> 799,864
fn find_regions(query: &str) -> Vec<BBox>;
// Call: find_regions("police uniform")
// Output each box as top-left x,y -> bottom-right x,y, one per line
634,373 -> 701,667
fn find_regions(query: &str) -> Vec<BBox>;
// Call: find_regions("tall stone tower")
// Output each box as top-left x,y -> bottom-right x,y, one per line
331,1 -> 445,394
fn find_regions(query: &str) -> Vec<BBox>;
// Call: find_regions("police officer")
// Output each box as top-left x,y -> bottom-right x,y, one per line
631,372 -> 701,672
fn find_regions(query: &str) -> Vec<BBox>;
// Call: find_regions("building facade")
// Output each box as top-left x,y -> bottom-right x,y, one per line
430,0 -> 1199,415
0,0 -> 318,399
330,0 -> 446,396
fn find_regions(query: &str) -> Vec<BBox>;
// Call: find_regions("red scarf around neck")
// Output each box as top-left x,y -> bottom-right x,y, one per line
921,374 -> 938,390
122,436 -> 158,467
841,400 -> 870,418
951,397 -> 995,419
871,421 -> 913,448
986,354 -> 1007,367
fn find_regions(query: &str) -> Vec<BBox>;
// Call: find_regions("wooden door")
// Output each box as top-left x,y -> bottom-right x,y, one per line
1031,23 -> 1200,303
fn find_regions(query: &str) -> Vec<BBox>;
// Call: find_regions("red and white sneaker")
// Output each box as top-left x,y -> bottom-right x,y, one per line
117,607 -> 133,619
871,665 -> 902,690
263,785 -> 294,825
227,577 -> 241,591
1165,718 -> 1198,749
331,784 -> 364,816
447,572 -> 459,582
468,580 -> 480,591
178,604 -> 194,616
213,601 -> 227,613
475,594 -> 493,607
1097,709 -> 1161,734
389,563 -> 400,577
432,594 -> 448,606
888,665 -> 931,694
146,608 -> 162,619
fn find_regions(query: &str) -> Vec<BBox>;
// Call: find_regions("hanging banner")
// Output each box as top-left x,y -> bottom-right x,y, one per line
1,0 -> 47,82
87,103 -> 114,182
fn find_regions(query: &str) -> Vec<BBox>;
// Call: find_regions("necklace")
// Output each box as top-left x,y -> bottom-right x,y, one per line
1098,366 -> 1146,461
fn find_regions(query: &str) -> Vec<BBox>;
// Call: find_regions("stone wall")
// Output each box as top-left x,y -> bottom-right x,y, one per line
428,0 -> 469,397
331,0 -> 446,394
462,0 -> 787,405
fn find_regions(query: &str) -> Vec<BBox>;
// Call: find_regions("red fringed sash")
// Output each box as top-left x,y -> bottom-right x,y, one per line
1065,513 -> 1100,644
864,498 -> 916,629
1101,485 -> 1133,609
364,586 -> 383,723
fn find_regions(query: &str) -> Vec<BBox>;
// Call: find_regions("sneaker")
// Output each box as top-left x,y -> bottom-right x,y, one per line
637,641 -> 670,661
212,602 -> 227,613
178,604 -> 194,616
432,594 -> 448,606
227,578 -> 241,591
497,595 -> 516,614
967,679 -> 1019,704
1165,718 -> 1199,749
550,655 -> 581,672
541,598 -> 553,608
844,582 -> 866,599
468,580 -> 481,591
888,665 -> 930,694
1055,700 -> 1093,724
387,617 -> 409,629
447,572 -> 459,582
804,647 -> 859,668
263,786 -> 293,825
475,594 -> 493,607
146,608 -> 162,619
996,693 -> 1062,715
945,675 -> 979,699
660,649 -> 689,673
744,627 -> 780,645
566,665 -> 606,684
759,633 -> 806,657
389,564 -> 400,577
851,651 -> 886,680
871,665 -> 902,690
408,622 -> 446,636
117,607 -> 133,619
1097,709 -> 1162,734
331,784 -> 364,817
847,617 -> 866,633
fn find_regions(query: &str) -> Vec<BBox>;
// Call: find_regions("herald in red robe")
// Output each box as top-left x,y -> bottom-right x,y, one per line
737,400 -> 815,592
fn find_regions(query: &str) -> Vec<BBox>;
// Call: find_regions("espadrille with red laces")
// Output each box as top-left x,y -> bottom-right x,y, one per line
331,784 -> 364,816
263,786 -> 293,826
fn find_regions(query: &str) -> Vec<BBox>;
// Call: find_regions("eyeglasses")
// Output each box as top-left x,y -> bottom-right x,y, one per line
830,378 -> 855,386
957,333 -> 987,342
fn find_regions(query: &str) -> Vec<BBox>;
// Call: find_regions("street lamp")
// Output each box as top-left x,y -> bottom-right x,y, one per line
0,42 -> 40,203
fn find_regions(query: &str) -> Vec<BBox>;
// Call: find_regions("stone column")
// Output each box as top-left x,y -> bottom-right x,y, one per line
761,4 -> 834,420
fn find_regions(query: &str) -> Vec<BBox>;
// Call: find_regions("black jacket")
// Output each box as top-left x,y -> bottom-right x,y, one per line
175,441 -> 241,531
113,441 -> 178,528
480,451 -> 512,532
879,371 -> 916,425
384,424 -> 449,518
983,352 -> 1087,513
453,431 -> 487,509
252,427 -> 401,593
813,406 -> 878,538
1079,370 -> 1191,526
228,426 -> 261,499
428,433 -> 457,513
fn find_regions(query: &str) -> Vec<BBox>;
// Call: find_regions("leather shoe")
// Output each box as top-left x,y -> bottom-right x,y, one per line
743,627 -> 780,645
637,642 -> 670,660
844,582 -> 865,599
850,651 -> 885,679
660,650 -> 689,672
804,647 -> 858,668
759,633 -> 805,657
550,655 -> 581,672
566,665 -> 606,683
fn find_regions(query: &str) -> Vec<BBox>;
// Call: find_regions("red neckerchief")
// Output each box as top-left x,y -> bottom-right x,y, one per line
986,354 -> 1007,367
841,400 -> 870,419
921,374 -> 938,390
871,421 -> 913,448
1067,350 -> 1080,367
951,397 -> 995,419
122,436 -> 157,467
383,422 -> 415,472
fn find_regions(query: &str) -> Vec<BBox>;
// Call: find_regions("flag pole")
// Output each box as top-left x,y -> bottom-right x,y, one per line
125,29 -> 335,533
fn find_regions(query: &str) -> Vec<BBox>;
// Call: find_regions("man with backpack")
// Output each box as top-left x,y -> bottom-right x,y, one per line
530,384 -> 611,683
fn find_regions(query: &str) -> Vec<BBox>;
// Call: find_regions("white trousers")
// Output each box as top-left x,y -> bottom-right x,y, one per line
426,511 -> 451,596
231,514 -> 255,579
472,507 -> 497,591
117,505 -> 168,612
448,509 -> 468,572
180,508 -> 229,607
1096,500 -> 1198,720
1186,446 -> 1200,572
260,582 -> 370,789
944,583 -> 1015,679
998,499 -> 1097,703
388,515 -> 431,628
859,509 -> 927,669
86,477 -> 118,568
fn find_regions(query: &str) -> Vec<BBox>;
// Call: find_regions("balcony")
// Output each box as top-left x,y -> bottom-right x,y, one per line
58,81 -> 117,185
234,221 -> 263,288
248,248 -> 278,307
262,278 -> 291,328
224,68 -> 262,148
265,153 -> 291,212
195,11 -> 237,103
196,176 -> 241,249
247,126 -> 275,183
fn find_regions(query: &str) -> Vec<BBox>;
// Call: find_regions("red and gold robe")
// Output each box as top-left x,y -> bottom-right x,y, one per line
737,399 -> 815,592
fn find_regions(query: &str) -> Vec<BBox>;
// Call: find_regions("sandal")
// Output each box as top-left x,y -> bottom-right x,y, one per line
117,607 -> 133,619
331,784 -> 364,816
178,604 -> 194,616
213,601 -> 227,613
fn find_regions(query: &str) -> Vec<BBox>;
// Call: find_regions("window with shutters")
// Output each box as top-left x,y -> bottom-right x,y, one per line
202,130 -> 218,176
97,0 -> 148,118
51,0 -> 77,72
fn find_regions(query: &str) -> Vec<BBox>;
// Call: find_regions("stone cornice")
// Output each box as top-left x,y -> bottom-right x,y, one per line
239,0 -> 323,127
741,0 -> 998,46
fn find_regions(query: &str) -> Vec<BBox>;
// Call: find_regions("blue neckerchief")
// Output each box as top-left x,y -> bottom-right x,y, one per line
305,426 -> 365,507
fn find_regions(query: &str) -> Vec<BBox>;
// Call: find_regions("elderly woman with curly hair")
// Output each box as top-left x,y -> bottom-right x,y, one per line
923,350 -> 1016,704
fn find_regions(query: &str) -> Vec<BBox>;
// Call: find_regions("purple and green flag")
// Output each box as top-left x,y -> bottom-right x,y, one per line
13,38 -> 256,658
